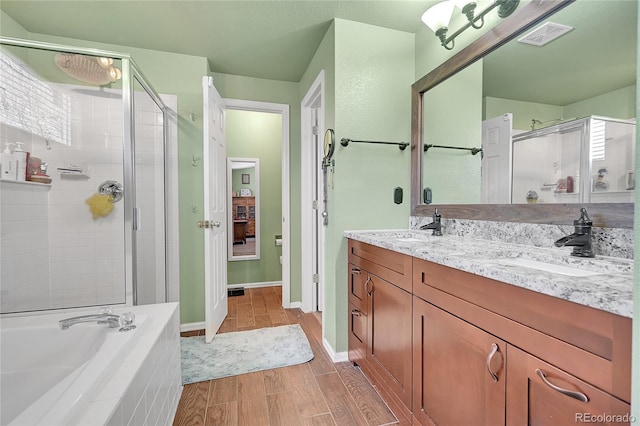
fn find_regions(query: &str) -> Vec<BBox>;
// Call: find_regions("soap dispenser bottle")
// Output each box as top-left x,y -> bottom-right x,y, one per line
14,142 -> 29,181
1,143 -> 17,180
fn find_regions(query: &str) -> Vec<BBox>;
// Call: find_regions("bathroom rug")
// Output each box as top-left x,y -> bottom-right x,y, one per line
180,324 -> 314,384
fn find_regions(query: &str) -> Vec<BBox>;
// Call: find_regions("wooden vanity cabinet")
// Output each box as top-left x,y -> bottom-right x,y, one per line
347,240 -> 413,418
346,239 -> 631,425
348,263 -> 367,364
412,257 -> 631,425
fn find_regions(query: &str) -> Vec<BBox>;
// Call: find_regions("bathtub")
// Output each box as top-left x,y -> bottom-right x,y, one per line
1,303 -> 181,426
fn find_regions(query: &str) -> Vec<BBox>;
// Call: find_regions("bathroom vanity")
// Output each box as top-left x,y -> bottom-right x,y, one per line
345,231 -> 632,425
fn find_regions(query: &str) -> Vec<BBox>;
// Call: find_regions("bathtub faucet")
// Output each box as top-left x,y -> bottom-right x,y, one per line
59,313 -> 121,330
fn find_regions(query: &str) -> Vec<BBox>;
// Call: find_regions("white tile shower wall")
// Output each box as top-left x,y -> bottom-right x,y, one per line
42,84 -> 126,308
409,216 -> 634,259
0,181 -> 51,311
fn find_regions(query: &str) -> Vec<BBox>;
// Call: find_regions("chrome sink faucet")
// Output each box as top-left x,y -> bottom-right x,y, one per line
59,313 -> 120,330
554,207 -> 594,258
420,208 -> 442,236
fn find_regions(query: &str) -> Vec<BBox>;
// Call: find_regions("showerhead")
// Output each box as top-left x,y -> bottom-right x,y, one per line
54,53 -> 121,86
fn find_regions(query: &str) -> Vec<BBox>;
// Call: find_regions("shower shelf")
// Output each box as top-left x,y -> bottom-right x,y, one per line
59,171 -> 90,179
0,178 -> 51,188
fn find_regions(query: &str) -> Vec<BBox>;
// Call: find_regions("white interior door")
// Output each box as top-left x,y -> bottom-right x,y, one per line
481,113 -> 513,203
203,76 -> 228,343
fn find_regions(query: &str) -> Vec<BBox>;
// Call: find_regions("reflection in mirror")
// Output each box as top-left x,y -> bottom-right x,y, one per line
420,0 -> 636,206
227,158 -> 260,260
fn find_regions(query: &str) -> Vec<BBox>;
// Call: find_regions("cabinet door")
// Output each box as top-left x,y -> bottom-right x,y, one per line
348,263 -> 367,314
348,301 -> 367,365
367,274 -> 412,409
413,297 -> 506,426
506,345 -> 631,426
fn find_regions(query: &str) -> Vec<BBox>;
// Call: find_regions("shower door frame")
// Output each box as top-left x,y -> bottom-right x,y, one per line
0,36 -> 173,309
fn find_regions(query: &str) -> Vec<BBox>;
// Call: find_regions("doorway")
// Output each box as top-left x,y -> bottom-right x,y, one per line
224,99 -> 291,307
301,71 -> 325,314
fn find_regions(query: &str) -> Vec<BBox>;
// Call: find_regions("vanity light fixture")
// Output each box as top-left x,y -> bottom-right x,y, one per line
422,0 -> 520,50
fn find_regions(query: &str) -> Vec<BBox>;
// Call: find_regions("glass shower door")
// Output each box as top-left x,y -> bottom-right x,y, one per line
132,75 -> 166,305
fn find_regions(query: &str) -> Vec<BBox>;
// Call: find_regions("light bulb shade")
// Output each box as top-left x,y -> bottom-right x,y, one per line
421,1 -> 455,32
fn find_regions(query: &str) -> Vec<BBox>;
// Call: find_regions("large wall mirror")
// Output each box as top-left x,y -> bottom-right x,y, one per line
227,158 -> 260,260
411,0 -> 636,228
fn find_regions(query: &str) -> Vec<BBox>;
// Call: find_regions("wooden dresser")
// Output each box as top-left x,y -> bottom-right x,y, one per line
232,196 -> 255,237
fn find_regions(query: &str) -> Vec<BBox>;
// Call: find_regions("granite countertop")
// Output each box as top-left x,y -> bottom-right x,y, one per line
344,229 -> 633,318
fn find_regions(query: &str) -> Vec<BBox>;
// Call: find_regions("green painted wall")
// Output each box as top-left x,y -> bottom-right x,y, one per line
226,109 -> 282,284
485,85 -> 636,131
231,168 -> 256,195
564,84 -> 636,120
1,10 -> 27,38
423,61 -> 482,204
484,97 -> 564,131
326,19 -> 414,353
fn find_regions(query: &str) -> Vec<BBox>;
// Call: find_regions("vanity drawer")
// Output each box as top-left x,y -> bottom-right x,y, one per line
348,240 -> 412,293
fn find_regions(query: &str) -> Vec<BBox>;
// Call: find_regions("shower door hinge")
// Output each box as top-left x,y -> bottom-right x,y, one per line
312,274 -> 319,284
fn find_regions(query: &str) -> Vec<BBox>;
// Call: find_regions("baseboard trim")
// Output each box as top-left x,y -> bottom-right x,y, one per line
180,321 -> 205,332
323,337 -> 349,363
227,281 -> 282,289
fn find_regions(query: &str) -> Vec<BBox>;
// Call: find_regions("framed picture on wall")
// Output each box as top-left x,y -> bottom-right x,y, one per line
240,188 -> 252,196
242,174 -> 250,184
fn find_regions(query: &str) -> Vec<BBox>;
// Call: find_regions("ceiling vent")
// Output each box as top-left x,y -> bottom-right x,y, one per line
518,22 -> 573,47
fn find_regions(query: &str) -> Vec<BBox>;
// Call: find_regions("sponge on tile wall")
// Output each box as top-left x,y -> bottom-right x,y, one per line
85,193 -> 114,220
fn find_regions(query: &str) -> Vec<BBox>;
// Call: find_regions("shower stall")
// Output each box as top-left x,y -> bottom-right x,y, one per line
511,116 -> 636,204
0,37 -> 178,314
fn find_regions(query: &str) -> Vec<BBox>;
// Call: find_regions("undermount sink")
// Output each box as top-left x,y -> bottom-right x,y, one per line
396,237 -> 423,242
498,257 -> 602,277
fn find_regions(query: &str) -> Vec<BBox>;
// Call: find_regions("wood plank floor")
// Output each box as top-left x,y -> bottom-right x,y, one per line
173,286 -> 405,426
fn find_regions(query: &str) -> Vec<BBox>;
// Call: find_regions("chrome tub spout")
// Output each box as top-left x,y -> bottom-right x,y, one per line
59,313 -> 120,330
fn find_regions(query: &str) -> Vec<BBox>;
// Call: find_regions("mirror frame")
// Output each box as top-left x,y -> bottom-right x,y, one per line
411,0 -> 634,229
227,157 -> 261,261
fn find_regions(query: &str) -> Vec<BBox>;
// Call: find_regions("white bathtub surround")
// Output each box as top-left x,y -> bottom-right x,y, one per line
409,217 -> 634,259
0,303 -> 181,426
344,229 -> 633,318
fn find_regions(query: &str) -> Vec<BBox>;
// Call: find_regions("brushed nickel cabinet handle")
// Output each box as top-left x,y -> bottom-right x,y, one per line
535,369 -> 589,403
351,268 -> 361,275
365,276 -> 373,295
486,343 -> 500,382
351,309 -> 361,317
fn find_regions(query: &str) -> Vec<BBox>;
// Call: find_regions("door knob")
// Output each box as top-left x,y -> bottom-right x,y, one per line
197,220 -> 210,228
212,221 -> 221,227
